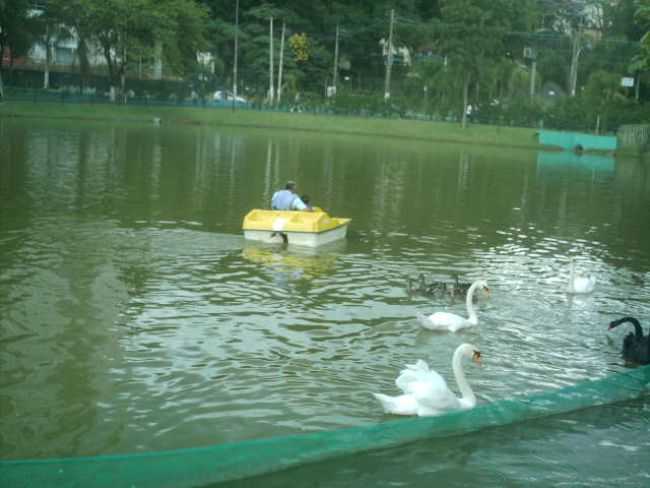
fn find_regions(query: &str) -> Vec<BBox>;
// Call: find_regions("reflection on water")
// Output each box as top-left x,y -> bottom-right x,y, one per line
0,119 -> 649,486
537,150 -> 616,174
242,241 -> 345,281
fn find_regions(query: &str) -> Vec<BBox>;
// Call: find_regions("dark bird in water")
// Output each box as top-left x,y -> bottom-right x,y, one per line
407,273 -> 428,295
407,273 -> 474,301
608,316 -> 650,365
448,274 -> 472,298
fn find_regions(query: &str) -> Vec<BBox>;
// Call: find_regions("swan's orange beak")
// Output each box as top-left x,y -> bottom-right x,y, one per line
484,286 -> 490,296
472,350 -> 482,365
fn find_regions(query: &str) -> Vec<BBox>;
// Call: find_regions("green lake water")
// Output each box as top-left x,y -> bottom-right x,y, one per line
1,117 -> 649,486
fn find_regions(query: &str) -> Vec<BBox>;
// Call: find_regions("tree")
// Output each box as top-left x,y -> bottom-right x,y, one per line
194,1 -> 445,104
602,0 -> 646,40
243,3 -> 296,104
32,1 -> 73,89
240,3 -> 271,101
637,0 -> 650,65
157,0 -> 209,77
88,0 -> 156,99
632,0 -> 650,99
85,0 -> 208,101
434,0 -> 522,127
49,0 -> 95,92
0,0 -> 39,97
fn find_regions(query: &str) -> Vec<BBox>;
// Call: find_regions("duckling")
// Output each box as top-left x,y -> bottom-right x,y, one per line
407,273 -> 476,301
407,273 -> 428,296
447,274 -> 472,299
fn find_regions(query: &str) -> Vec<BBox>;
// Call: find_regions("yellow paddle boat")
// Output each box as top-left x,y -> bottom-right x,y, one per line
242,208 -> 351,247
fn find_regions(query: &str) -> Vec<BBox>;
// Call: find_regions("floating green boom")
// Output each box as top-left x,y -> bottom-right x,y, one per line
2,365 -> 649,488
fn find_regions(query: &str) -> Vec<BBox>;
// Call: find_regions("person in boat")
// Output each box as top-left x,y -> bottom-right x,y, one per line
301,194 -> 313,210
271,181 -> 312,211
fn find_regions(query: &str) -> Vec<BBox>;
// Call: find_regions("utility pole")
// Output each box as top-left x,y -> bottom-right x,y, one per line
277,21 -> 286,106
232,0 -> 239,110
121,43 -> 127,104
569,32 -> 578,96
44,25 -> 51,89
152,41 -> 162,80
569,22 -> 583,97
332,23 -> 340,97
383,9 -> 395,101
529,59 -> 536,98
269,16 -> 274,105
529,53 -> 537,99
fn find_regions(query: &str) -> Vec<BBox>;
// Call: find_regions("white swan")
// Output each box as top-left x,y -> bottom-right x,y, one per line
372,343 -> 481,416
418,280 -> 489,332
566,258 -> 596,294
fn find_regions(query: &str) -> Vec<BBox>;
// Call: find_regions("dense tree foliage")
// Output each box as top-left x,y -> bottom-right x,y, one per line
0,0 -> 39,96
193,0 -> 647,119
1,0 -> 648,127
0,0 -> 37,69
637,0 -> 650,69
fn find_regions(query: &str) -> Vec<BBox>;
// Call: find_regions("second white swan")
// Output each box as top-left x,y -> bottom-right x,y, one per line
566,258 -> 596,294
418,280 -> 489,332
372,343 -> 481,416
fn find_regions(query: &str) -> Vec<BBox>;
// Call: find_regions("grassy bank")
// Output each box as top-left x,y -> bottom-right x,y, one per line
0,100 -> 544,150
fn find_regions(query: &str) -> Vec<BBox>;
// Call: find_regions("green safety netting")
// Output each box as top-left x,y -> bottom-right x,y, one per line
2,365 -> 649,488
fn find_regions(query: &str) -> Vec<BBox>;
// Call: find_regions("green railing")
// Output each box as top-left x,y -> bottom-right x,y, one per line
2,87 -> 253,109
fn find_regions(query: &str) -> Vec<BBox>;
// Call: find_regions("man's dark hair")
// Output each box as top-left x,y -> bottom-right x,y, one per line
285,180 -> 296,190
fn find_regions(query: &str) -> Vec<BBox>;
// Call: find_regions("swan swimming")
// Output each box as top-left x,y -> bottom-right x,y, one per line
608,316 -> 650,365
418,280 -> 489,332
566,258 -> 596,294
373,343 -> 481,416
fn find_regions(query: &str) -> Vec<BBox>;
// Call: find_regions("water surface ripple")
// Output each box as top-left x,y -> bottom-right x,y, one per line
1,119 -> 649,486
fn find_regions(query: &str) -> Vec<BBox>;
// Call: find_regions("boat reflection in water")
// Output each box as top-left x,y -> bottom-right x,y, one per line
241,240 -> 346,281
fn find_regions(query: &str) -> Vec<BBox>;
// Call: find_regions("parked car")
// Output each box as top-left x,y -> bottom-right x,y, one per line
213,90 -> 247,103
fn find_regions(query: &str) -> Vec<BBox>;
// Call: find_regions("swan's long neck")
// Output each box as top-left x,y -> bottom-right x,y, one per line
610,317 -> 644,339
465,282 -> 479,322
452,346 -> 476,408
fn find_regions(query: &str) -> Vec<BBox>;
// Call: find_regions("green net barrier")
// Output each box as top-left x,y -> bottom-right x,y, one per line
2,365 -> 649,488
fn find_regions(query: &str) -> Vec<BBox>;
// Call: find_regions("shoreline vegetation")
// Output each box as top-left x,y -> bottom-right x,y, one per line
0,101 -> 545,150
0,101 -> 642,157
